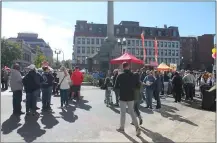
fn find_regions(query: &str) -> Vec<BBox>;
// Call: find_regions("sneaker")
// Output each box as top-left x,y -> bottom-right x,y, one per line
18,111 -> 25,115
116,128 -> 125,132
136,127 -> 141,136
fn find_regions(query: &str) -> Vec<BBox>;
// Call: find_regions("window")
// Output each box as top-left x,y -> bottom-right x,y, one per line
140,49 -> 143,55
148,49 -> 151,56
176,50 -> 179,56
96,47 -> 100,52
152,41 -> 154,47
164,42 -> 167,47
125,28 -> 128,34
127,40 -> 131,46
168,42 -> 171,48
82,47 -> 85,54
82,56 -> 85,64
140,40 -> 142,46
82,38 -> 85,44
172,42 -> 175,48
161,50 -> 163,56
157,41 -> 159,47
165,50 -> 167,56
77,38 -> 81,44
77,47 -> 80,54
136,49 -> 139,55
87,47 -> 90,54
101,39 -> 104,44
173,30 -> 177,37
87,38 -> 90,44
91,47 -> 95,54
148,41 -> 152,47
176,42 -> 179,48
172,50 -> 175,56
132,40 -> 135,46
168,50 -> 171,56
96,39 -> 99,44
91,38 -> 95,44
116,28 -> 120,34
145,41 -> 148,47
127,48 -> 131,53
158,31 -> 162,36
150,30 -> 153,36
132,48 -> 135,55
168,58 -> 171,63
136,40 -> 139,46
160,42 -> 163,47
172,58 -> 175,63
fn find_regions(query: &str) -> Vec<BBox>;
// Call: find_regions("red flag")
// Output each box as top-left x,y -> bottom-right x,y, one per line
141,31 -> 146,62
154,37 -> 158,63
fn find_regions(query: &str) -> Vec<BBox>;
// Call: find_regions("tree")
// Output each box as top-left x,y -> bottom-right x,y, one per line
61,59 -> 72,69
34,46 -> 46,68
1,39 -> 22,67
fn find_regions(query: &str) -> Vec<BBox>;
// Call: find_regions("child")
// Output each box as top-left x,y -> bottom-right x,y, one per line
104,77 -> 113,106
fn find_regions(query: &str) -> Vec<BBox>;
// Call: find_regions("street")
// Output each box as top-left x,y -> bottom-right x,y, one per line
1,86 -> 215,142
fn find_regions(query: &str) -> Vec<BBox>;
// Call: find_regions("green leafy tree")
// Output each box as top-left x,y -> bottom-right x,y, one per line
63,60 -> 72,69
34,46 -> 46,68
1,39 -> 22,67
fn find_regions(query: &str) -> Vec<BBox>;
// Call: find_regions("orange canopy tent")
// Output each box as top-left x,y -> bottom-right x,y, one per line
157,62 -> 171,71
110,52 -> 143,64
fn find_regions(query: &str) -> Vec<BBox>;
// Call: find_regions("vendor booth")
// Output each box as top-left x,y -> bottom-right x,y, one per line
110,52 -> 144,70
157,62 -> 171,71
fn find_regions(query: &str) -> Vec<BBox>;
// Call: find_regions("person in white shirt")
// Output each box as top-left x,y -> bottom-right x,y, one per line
57,66 -> 71,108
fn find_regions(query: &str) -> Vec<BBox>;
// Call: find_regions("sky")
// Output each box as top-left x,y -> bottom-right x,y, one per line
2,1 -> 216,60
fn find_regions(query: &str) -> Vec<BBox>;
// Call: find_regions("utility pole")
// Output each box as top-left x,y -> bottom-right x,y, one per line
54,49 -> 61,67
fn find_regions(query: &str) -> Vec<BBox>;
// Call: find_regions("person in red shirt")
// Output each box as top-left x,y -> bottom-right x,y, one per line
71,66 -> 83,101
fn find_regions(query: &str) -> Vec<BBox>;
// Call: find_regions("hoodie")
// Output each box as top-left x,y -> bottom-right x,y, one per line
10,69 -> 23,91
22,70 -> 39,93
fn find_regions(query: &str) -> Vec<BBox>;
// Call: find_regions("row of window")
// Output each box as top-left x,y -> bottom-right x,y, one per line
23,53 -> 31,62
75,46 -> 180,57
76,47 -> 100,54
76,37 -> 179,48
74,57 -> 179,65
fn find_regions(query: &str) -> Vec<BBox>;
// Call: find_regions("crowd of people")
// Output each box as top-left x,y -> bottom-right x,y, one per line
9,63 -> 83,116
2,62 -> 216,136
102,63 -> 216,136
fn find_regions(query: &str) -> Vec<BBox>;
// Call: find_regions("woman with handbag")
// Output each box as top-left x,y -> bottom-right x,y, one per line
57,66 -> 71,108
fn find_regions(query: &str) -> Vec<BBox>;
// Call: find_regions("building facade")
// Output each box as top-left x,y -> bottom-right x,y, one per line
73,20 -> 181,68
7,39 -> 32,70
180,34 -> 214,71
9,33 -> 53,65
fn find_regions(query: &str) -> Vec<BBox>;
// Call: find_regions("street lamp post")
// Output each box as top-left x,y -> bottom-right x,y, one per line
54,49 -> 61,66
117,37 -> 126,54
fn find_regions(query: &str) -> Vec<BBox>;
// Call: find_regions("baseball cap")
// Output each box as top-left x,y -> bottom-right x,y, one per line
27,64 -> 36,70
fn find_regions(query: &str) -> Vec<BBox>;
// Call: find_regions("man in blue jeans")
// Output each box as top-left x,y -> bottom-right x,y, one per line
23,64 -> 39,115
41,66 -> 54,111
143,70 -> 155,109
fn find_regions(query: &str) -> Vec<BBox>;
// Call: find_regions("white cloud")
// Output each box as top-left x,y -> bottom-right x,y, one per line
2,8 -> 73,60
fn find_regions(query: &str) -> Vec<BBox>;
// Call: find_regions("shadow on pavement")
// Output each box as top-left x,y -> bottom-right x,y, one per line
69,97 -> 92,111
109,106 -> 120,114
17,114 -> 46,143
59,105 -> 78,123
140,105 -> 154,114
141,127 -> 174,143
40,111 -> 59,129
1,114 -> 22,134
120,132 -> 140,143
156,104 -> 198,126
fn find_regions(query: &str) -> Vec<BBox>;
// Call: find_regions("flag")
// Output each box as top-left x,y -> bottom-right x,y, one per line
154,37 -> 158,62
141,31 -> 146,62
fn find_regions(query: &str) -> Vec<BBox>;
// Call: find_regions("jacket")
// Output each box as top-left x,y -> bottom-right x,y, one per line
10,69 -> 23,91
114,69 -> 136,101
71,70 -> 83,85
57,72 -> 71,89
172,75 -> 183,91
41,72 -> 54,88
153,75 -> 162,92
22,70 -> 39,93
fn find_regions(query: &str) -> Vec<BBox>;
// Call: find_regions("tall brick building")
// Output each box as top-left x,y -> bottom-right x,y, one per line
72,20 -> 181,69
180,34 -> 215,71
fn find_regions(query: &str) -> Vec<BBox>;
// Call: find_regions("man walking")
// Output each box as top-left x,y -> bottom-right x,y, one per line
114,62 -> 141,136
183,70 -> 196,101
10,63 -> 25,115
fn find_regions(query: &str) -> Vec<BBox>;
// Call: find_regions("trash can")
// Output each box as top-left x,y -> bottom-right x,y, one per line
201,85 -> 216,111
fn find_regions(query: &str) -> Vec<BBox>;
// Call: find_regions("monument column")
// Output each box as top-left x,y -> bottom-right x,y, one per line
107,1 -> 114,40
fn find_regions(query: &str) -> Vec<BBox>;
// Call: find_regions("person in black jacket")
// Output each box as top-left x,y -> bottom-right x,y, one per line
114,62 -> 141,136
153,71 -> 162,109
41,66 -> 54,111
172,72 -> 183,102
22,64 -> 40,115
